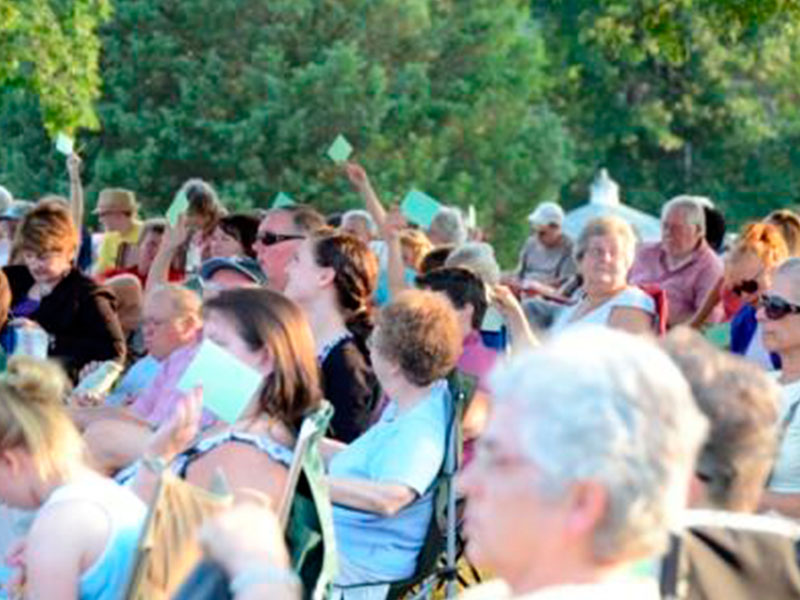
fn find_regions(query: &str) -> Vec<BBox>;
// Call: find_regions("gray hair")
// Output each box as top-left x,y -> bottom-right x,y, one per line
445,242 -> 501,285
574,216 -> 637,266
661,195 -> 707,236
775,257 -> 800,303
341,209 -> 378,236
429,207 -> 467,247
490,327 -> 707,561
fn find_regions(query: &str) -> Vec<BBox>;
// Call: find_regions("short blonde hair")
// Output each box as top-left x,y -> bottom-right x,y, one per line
575,216 -> 637,264
17,202 -> 79,255
0,357 -> 82,480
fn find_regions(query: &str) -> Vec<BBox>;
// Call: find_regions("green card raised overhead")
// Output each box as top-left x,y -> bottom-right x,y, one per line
166,188 -> 189,227
55,133 -> 74,155
326,134 -> 353,164
272,192 -> 296,209
401,189 -> 442,229
177,339 -> 264,424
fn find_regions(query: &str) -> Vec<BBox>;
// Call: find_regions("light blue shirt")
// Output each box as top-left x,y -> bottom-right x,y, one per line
329,381 -> 448,580
374,267 -> 418,307
106,355 -> 160,407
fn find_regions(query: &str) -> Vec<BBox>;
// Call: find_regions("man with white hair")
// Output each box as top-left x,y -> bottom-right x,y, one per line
428,206 -> 467,248
459,327 -> 708,598
629,195 -> 723,327
340,209 -> 378,244
516,201 -> 576,290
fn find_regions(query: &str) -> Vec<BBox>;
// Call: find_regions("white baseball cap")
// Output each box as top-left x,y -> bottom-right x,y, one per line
528,202 -> 564,227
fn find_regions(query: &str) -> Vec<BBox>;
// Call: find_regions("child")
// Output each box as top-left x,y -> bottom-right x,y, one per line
0,356 -> 145,599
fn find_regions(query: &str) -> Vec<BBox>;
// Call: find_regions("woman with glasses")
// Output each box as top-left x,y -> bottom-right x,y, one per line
2,202 -> 125,379
284,232 -> 379,442
551,216 -> 657,335
725,223 -> 788,369
757,258 -> 800,518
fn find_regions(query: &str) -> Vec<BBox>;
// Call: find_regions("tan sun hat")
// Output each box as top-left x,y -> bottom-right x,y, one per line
93,188 -> 138,215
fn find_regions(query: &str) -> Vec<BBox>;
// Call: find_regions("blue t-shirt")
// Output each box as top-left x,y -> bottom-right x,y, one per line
106,354 -> 161,407
374,267 -> 418,307
329,381 -> 448,580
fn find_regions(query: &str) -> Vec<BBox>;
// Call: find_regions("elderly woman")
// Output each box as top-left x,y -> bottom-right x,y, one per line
2,202 -> 125,378
757,258 -> 800,519
551,216 -> 657,334
324,289 -> 462,598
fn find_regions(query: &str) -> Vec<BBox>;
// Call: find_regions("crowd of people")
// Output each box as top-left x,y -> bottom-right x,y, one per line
0,154 -> 799,600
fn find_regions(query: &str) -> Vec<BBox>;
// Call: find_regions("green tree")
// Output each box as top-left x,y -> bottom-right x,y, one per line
0,0 -> 111,135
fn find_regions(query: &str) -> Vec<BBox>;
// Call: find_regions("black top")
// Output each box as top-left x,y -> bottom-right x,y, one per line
321,337 -> 379,443
4,265 -> 126,379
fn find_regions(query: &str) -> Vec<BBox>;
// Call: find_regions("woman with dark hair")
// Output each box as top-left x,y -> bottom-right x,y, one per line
2,202 -> 125,378
208,213 -> 260,259
284,232 -> 379,442
129,287 -> 322,503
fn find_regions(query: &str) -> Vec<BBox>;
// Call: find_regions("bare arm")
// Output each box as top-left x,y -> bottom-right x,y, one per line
327,476 -> 417,516
689,276 -> 724,329
145,215 -> 189,297
318,437 -> 348,467
384,208 -> 412,299
491,284 -> 540,354
344,162 -> 387,229
66,153 -> 84,232
608,306 -> 656,335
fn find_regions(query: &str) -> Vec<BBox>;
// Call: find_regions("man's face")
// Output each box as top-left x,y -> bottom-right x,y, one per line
758,272 -> 800,354
459,402 -> 569,580
201,268 -> 257,300
661,208 -> 701,259
98,209 -> 133,233
253,211 -> 305,291
536,223 -> 562,248
142,295 -> 197,360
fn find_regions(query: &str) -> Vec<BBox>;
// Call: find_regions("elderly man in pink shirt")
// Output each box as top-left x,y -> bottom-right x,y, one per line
76,285 -> 204,472
629,196 -> 723,327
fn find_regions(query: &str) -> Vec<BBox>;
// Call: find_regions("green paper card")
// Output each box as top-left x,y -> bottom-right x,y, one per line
327,134 -> 353,164
55,133 -> 74,155
177,339 -> 264,424
401,189 -> 442,229
272,192 -> 296,209
166,189 -> 189,227
704,322 -> 731,349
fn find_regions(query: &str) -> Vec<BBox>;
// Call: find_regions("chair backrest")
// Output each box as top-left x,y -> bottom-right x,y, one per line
386,369 -> 478,599
124,468 -> 233,600
638,283 -> 669,336
660,509 -> 800,600
283,401 -> 337,600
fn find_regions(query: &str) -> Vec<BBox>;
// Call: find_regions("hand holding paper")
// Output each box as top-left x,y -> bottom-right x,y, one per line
177,339 -> 264,424
401,189 -> 442,229
166,188 -> 189,227
56,133 -> 74,156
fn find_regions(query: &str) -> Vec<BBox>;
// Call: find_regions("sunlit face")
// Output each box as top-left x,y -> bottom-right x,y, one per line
209,225 -> 244,259
98,209 -> 133,233
283,239 -> 327,305
536,223 -> 562,248
724,251 -> 769,307
0,450 -> 40,509
203,310 -> 269,373
459,402 -> 570,577
662,208 -> 702,259
137,230 -> 164,273
142,295 -> 196,360
253,211 -> 305,292
22,246 -> 74,285
758,272 -> 800,354
579,234 -> 631,295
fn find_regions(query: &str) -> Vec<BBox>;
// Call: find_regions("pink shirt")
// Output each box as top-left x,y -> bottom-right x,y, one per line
457,331 -> 499,391
130,339 -> 205,427
629,241 -> 723,327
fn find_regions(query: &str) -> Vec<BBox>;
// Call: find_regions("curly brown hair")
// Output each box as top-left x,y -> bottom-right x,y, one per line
373,289 -> 462,387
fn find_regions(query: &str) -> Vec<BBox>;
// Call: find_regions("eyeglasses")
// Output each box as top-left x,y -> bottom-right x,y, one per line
760,294 -> 800,320
21,249 -> 65,263
732,279 -> 759,296
256,231 -> 305,247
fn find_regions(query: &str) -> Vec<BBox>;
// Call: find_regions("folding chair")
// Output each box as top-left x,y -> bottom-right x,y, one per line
123,466 -> 233,599
638,283 -> 669,336
170,402 -> 337,600
385,369 -> 479,600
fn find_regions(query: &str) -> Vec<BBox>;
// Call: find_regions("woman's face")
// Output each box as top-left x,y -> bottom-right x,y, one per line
757,272 -> 800,355
22,246 -> 73,285
0,450 -> 41,509
209,225 -> 244,259
725,251 -> 769,307
579,234 -> 631,295
284,239 -> 327,305
203,309 -> 271,374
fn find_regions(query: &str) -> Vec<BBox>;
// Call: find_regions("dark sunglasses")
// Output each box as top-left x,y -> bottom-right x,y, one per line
256,231 -> 305,247
731,279 -> 759,296
760,294 -> 800,320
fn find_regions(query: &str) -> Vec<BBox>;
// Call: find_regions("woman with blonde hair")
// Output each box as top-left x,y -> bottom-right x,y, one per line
726,222 -> 788,369
551,216 -> 657,335
0,356 -> 145,598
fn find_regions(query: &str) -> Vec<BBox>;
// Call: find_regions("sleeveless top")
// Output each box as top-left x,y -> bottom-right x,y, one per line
41,478 -> 146,600
551,286 -> 656,333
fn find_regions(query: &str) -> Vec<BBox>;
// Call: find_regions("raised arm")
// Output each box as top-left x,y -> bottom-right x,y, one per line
344,162 -> 387,229
145,215 -> 189,297
490,284 -> 540,354
66,153 -> 84,231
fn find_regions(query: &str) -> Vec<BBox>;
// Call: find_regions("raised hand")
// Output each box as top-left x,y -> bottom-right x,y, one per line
146,387 -> 203,463
344,161 -> 370,192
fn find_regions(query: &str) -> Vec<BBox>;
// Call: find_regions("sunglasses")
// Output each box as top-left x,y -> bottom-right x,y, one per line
256,231 -> 305,247
760,294 -> 800,320
731,279 -> 759,296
